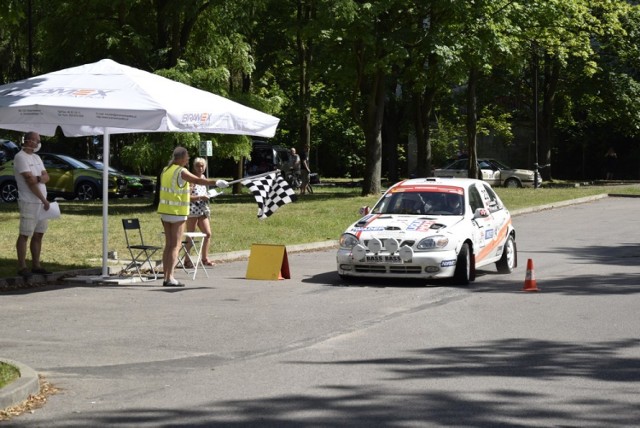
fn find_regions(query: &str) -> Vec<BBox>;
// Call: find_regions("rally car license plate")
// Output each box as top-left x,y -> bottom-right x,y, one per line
366,255 -> 402,263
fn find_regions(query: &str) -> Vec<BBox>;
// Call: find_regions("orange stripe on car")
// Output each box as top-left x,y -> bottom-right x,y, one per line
475,219 -> 511,263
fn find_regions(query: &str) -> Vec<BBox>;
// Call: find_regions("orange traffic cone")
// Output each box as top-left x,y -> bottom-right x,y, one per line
523,258 -> 539,292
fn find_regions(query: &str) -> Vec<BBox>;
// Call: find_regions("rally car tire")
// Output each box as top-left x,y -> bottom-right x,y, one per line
452,243 -> 471,285
496,235 -> 516,274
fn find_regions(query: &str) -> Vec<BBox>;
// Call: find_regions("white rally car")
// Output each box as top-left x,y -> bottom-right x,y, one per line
336,177 -> 517,284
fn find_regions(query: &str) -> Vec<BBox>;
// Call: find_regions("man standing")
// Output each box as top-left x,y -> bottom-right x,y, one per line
289,148 -> 301,174
14,131 -> 51,278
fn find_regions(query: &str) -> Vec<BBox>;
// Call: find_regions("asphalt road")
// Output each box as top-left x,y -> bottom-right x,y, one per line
1,196 -> 639,427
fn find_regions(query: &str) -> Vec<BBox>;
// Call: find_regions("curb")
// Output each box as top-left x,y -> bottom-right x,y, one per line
510,194 -> 609,216
209,240 -> 339,263
0,358 -> 40,411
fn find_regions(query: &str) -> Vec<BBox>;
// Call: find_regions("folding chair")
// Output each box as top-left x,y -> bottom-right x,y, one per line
121,218 -> 162,281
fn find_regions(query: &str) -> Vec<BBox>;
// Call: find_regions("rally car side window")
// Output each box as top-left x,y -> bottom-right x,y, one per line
468,185 -> 484,212
481,183 -> 503,212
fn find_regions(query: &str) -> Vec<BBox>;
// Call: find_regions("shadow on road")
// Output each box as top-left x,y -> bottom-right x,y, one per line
46,338 -> 639,427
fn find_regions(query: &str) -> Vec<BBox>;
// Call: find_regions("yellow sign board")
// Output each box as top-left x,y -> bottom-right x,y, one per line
245,244 -> 291,280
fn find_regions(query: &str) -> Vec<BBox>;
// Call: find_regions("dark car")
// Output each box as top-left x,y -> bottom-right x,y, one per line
79,159 -> 155,196
245,140 -> 291,176
0,153 -> 127,202
0,139 -> 19,165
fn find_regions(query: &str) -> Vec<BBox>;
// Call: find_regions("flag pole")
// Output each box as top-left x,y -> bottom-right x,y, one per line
226,170 -> 280,186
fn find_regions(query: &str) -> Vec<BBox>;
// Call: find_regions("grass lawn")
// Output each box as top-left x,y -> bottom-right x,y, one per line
0,362 -> 19,389
0,181 -> 638,279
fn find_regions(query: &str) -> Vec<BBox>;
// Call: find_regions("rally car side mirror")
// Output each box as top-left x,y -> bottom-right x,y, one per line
473,208 -> 489,219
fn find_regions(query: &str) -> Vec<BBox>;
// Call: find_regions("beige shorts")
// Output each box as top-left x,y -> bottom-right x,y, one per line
18,200 -> 49,237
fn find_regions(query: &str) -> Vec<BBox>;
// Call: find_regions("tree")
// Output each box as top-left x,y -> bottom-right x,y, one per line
449,0 -> 524,179
321,1 -> 412,195
400,1 -> 466,177
514,0 -> 629,180
0,0 -> 31,83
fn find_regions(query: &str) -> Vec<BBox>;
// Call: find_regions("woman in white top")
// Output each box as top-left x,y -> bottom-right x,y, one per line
184,157 -> 215,267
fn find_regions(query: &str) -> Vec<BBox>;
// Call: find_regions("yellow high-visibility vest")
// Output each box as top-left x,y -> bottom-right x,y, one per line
157,164 -> 190,216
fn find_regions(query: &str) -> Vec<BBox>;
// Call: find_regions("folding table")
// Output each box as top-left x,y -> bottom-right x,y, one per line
178,232 -> 210,280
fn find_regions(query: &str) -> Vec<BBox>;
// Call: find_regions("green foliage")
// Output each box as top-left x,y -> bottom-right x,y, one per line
0,0 -> 639,183
430,118 -> 466,166
478,105 -> 513,141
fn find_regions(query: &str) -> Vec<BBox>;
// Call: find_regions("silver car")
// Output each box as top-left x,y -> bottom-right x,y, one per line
434,158 -> 539,188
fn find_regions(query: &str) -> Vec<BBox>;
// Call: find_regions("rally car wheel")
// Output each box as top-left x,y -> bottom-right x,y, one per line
496,235 -> 516,273
452,243 -> 471,285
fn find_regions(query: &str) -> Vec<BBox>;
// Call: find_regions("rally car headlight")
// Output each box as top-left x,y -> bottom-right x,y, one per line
339,233 -> 360,249
417,235 -> 449,250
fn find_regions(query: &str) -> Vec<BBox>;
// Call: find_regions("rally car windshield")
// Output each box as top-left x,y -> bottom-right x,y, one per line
373,191 -> 464,216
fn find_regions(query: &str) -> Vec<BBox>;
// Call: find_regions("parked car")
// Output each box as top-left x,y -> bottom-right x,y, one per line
336,177 -> 517,285
0,139 -> 19,165
434,158 -> 539,188
0,153 -> 127,203
245,140 -> 291,176
79,159 -> 155,196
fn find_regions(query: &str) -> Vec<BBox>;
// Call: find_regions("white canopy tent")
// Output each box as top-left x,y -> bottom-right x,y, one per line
0,59 -> 279,277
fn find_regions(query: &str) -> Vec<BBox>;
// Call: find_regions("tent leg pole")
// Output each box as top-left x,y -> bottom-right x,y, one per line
102,130 -> 110,278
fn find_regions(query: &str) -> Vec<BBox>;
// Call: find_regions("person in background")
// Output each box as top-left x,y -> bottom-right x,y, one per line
14,131 -> 51,278
183,157 -> 216,268
604,147 -> 617,180
157,147 -> 228,287
300,143 -> 311,195
288,148 -> 301,175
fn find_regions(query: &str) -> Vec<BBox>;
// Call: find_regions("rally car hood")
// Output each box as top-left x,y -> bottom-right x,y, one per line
348,213 -> 462,238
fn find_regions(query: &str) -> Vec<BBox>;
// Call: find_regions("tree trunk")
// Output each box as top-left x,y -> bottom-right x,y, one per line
297,0 -> 312,151
539,57 -> 560,181
466,67 -> 479,179
383,79 -> 402,182
414,87 -> 437,177
361,70 -> 386,196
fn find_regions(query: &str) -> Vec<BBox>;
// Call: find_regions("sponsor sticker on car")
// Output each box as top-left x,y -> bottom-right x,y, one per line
407,220 -> 436,231
366,255 -> 402,263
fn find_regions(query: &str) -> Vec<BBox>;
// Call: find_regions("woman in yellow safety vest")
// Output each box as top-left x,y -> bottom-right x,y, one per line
157,146 -> 229,287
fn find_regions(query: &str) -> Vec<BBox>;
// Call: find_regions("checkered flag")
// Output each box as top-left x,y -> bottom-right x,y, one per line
242,172 -> 297,219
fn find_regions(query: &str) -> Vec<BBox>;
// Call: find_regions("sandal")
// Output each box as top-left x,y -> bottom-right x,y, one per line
201,259 -> 215,266
183,260 -> 194,269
